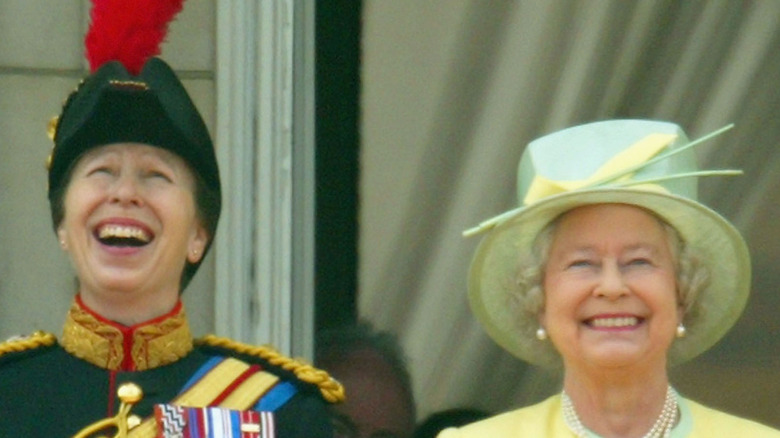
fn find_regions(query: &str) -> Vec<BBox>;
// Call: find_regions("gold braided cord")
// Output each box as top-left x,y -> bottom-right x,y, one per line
196,334 -> 345,403
0,331 -> 57,358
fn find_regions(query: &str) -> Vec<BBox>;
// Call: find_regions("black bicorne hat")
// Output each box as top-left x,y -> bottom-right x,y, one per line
48,57 -> 220,205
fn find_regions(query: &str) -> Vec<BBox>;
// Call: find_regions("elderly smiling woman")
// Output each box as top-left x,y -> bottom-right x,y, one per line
439,120 -> 780,437
0,1 -> 342,437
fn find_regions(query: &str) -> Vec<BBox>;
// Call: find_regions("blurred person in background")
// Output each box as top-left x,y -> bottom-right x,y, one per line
413,407 -> 490,438
317,320 -> 416,438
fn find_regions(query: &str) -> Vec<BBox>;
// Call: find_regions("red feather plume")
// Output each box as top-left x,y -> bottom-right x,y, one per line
85,0 -> 185,75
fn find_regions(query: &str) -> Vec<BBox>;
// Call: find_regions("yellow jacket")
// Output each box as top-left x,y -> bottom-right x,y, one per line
437,394 -> 780,437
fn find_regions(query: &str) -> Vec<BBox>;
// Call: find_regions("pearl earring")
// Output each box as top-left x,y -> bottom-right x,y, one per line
676,323 -> 687,338
536,327 -> 547,341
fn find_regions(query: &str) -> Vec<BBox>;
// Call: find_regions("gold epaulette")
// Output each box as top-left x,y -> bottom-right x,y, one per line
196,334 -> 345,404
0,331 -> 57,358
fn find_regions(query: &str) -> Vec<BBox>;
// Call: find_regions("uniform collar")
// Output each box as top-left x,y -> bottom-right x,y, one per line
61,295 -> 193,371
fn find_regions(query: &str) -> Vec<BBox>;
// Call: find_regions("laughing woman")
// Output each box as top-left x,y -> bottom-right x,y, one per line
439,120 -> 780,437
0,2 -> 342,437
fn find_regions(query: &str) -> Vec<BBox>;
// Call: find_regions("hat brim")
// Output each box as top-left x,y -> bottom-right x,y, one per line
467,188 -> 750,368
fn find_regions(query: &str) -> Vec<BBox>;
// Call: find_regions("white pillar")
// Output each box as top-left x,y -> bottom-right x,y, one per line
214,0 -> 316,359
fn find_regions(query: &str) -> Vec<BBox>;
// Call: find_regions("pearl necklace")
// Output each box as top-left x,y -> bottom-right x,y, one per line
561,386 -> 679,438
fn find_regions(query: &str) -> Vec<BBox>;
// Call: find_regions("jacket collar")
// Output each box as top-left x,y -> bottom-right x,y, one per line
61,295 -> 193,371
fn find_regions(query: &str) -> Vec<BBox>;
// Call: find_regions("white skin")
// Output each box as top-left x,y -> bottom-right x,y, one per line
541,204 -> 683,438
57,143 -> 209,325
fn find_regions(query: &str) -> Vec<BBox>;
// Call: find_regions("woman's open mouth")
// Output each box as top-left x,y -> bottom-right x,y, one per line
95,224 -> 152,247
586,316 -> 642,329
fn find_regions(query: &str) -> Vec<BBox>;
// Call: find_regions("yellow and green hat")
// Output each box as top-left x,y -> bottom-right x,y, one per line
464,120 -> 750,368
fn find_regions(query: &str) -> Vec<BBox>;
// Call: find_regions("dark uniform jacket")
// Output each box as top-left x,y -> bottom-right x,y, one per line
0,297 -> 343,437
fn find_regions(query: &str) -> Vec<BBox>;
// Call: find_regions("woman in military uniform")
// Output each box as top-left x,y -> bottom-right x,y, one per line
0,1 -> 343,436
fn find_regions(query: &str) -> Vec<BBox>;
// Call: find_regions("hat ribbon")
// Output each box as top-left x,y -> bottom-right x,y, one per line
523,132 -> 676,205
463,124 -> 741,237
